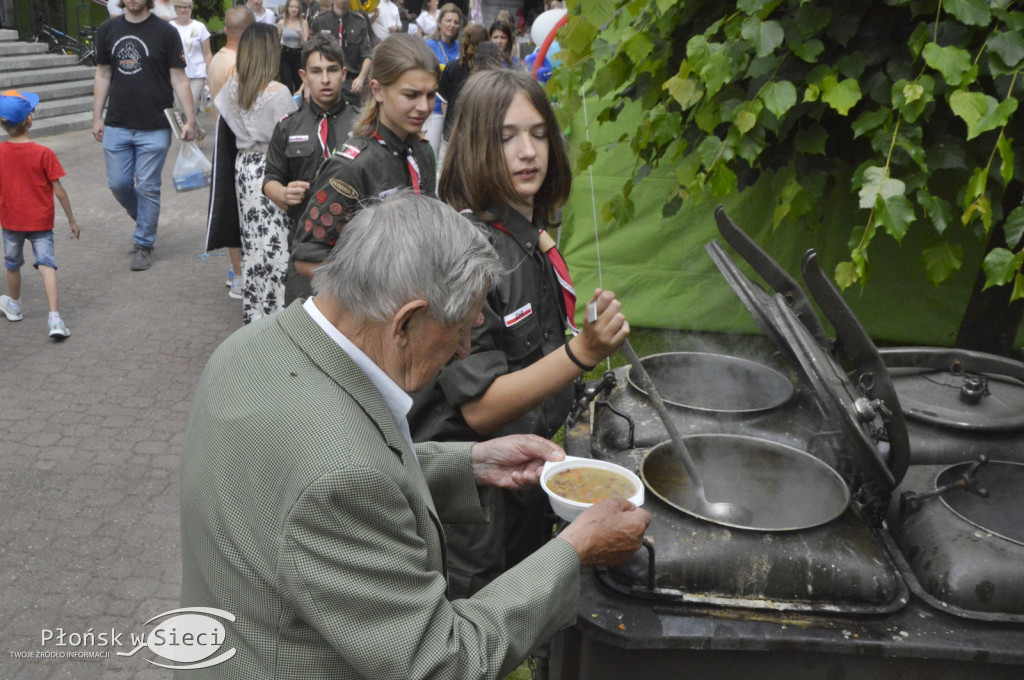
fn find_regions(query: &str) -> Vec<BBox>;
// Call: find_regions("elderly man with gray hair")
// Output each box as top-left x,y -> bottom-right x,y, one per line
179,192 -> 650,679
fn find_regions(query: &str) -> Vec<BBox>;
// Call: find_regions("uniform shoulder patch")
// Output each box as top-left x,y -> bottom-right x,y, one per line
329,178 -> 359,199
339,144 -> 361,160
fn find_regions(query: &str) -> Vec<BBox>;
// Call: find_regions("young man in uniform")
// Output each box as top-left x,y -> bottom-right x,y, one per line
92,0 -> 196,271
310,0 -> 372,105
263,35 -> 358,305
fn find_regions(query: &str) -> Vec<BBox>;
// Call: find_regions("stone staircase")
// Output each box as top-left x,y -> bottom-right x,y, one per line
0,28 -> 95,141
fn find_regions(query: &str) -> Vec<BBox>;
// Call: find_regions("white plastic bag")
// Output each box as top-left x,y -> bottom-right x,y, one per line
172,140 -> 212,192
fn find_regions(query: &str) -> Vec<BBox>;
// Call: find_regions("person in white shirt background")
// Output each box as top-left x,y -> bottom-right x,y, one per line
415,0 -> 438,37
371,0 -> 401,44
153,0 -> 176,20
248,0 -> 277,25
171,0 -> 213,143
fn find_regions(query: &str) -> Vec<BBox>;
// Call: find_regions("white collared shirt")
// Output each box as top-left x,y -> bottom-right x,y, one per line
303,298 -> 416,457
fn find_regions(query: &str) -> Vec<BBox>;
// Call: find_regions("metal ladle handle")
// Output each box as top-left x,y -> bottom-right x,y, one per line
620,339 -> 707,497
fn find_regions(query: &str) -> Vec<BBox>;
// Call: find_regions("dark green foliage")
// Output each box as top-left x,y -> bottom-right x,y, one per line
552,0 -> 1024,299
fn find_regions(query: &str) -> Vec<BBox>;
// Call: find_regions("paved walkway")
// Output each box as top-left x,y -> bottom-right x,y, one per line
1,111 -> 241,679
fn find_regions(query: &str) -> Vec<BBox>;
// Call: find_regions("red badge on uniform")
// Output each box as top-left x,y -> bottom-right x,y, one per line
316,190 -> 327,204
504,303 -> 533,328
304,219 -> 313,232
321,214 -> 334,227
313,226 -> 326,239
340,144 -> 360,160
329,202 -> 343,215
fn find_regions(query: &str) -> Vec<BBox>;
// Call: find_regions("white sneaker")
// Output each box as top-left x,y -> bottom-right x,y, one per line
0,295 -> 23,321
48,318 -> 70,339
228,279 -> 243,299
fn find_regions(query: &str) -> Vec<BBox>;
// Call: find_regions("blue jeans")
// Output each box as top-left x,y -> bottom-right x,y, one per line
3,229 -> 57,270
102,127 -> 172,249
2,228 -> 56,270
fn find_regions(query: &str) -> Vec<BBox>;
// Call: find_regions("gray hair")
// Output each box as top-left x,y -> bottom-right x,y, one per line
313,192 -> 506,326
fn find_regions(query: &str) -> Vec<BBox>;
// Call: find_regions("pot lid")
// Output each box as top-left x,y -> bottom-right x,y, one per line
705,239 -> 801,370
766,290 -> 899,498
714,206 -> 829,346
879,347 -> 1024,432
705,230 -> 909,507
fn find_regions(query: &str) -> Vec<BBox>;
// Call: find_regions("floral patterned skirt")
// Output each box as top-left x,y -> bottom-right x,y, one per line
234,150 -> 289,325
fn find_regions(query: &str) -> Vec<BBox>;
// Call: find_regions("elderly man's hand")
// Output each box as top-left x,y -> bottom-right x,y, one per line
470,434 -> 564,490
558,498 -> 651,568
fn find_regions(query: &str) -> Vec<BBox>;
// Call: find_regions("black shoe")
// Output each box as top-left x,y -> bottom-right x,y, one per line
130,246 -> 153,271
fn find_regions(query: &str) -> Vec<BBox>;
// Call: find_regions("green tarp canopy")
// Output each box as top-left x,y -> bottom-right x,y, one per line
559,98 -> 1021,349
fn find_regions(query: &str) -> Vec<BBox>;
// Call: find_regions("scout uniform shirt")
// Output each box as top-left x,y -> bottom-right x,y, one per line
309,9 -> 372,102
408,205 -> 574,444
291,124 -> 437,267
264,98 -> 360,304
407,205 -> 575,598
264,98 -> 359,231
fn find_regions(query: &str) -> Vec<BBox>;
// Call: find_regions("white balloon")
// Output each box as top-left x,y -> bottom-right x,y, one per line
531,9 -> 567,48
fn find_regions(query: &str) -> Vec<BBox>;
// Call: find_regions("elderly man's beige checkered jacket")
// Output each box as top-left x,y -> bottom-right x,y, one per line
179,303 -> 580,679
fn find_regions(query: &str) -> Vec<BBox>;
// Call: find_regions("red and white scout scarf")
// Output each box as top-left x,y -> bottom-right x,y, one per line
489,221 -> 578,335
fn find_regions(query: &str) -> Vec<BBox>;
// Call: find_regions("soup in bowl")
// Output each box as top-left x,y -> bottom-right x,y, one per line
541,456 -> 644,521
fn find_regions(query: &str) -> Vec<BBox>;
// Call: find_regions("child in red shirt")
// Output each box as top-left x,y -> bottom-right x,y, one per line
0,89 -> 81,339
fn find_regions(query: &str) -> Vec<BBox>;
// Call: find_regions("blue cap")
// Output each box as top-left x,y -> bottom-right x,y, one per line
0,90 -> 41,125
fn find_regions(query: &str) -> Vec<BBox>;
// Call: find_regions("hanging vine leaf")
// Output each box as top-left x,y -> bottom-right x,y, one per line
923,241 -> 964,285
741,17 -> 785,57
942,0 -> 992,27
876,194 -> 916,243
553,0 -> 1024,304
820,75 -> 862,115
950,91 -> 1018,140
922,43 -> 975,87
987,30 -> 1024,69
918,190 -> 954,236
760,80 -> 797,118
983,248 -> 1023,288
1004,206 -> 1024,249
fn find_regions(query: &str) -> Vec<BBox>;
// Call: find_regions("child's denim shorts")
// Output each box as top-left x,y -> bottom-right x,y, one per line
2,229 -> 57,271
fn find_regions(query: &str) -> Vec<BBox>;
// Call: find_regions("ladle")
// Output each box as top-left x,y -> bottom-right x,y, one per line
620,339 -> 754,525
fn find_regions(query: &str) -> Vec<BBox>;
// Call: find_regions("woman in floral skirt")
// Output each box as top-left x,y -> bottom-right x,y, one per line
214,22 -> 297,324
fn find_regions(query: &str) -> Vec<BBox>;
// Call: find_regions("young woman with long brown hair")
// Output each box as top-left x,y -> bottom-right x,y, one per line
409,68 -> 630,598
214,22 -> 297,324
277,0 -> 310,93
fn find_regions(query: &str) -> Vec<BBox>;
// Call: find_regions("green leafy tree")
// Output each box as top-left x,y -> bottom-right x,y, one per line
552,0 -> 1024,353
193,0 -> 227,23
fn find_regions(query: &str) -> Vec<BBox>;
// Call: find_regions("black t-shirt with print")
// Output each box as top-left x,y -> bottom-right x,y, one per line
96,14 -> 186,130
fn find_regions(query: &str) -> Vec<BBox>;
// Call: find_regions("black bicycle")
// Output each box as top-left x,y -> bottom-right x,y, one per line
33,18 -> 96,66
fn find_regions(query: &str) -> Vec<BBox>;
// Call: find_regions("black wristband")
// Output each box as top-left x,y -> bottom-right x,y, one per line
565,341 -> 595,372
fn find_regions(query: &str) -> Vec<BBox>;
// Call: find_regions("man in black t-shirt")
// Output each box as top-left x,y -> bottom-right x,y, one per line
92,0 -> 196,271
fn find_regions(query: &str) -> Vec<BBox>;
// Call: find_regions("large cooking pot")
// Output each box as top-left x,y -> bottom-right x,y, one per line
890,460 -> 1024,621
627,352 -> 794,415
641,434 -> 850,531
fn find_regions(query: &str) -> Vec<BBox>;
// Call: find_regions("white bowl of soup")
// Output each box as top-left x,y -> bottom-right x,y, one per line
541,456 -> 644,522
